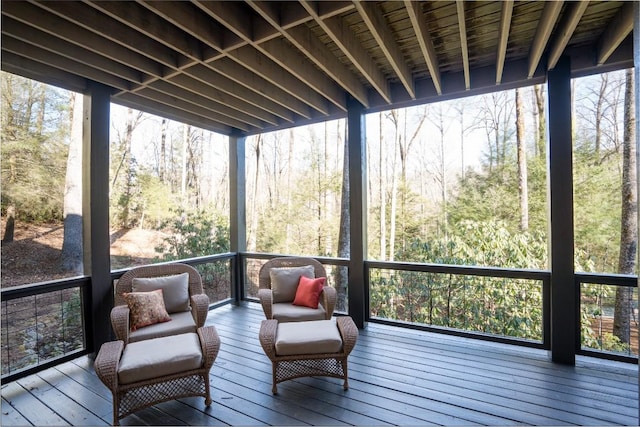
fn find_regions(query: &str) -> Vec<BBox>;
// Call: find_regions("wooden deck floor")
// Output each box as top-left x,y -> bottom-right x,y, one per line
2,303 -> 638,426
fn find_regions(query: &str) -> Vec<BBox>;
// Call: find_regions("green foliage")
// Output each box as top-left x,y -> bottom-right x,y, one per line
1,73 -> 70,223
154,209 -> 229,261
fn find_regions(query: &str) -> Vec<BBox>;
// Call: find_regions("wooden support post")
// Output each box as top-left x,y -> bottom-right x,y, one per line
546,56 -> 576,365
229,133 -> 247,304
347,96 -> 367,329
83,82 -> 112,355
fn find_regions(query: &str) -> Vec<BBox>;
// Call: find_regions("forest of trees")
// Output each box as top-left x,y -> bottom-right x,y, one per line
1,68 -> 637,356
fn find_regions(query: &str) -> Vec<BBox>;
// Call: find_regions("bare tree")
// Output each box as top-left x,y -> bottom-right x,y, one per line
515,88 -> 529,231
613,69 -> 636,343
247,134 -> 262,252
534,84 -> 546,158
335,120 -> 349,311
60,93 -> 83,272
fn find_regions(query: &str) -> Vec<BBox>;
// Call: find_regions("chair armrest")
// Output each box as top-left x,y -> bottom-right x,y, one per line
198,326 -> 221,370
94,340 -> 124,391
258,319 -> 278,360
321,286 -> 337,319
190,294 -> 210,328
337,316 -> 358,355
258,289 -> 274,319
110,305 -> 130,343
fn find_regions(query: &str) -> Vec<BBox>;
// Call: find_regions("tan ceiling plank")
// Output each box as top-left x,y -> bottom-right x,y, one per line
597,1 -> 634,65
135,86 -> 253,132
88,1 -> 202,63
31,0 -> 182,69
495,0 -> 514,84
548,1 -> 589,70
299,0 -> 391,103
404,0 -> 441,94
210,57 -> 313,119
2,1 -> 164,77
148,80 -> 265,129
2,35 -> 131,91
250,1 -> 365,108
186,65 -> 294,123
353,0 -> 415,98
115,92 -> 233,135
168,74 -> 279,125
456,0 -> 471,90
3,16 -> 144,84
527,1 -> 564,78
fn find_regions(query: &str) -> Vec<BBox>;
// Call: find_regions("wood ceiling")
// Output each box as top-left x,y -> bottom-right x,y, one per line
1,1 -> 635,136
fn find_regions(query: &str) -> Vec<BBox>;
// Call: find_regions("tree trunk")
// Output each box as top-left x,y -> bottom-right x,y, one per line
379,111 -> 386,260
2,205 -> 16,243
60,93 -> 84,273
516,88 -> 529,231
336,121 -> 349,312
248,134 -> 262,252
595,74 -> 608,154
160,118 -> 167,182
613,69 -> 636,343
534,85 -> 546,158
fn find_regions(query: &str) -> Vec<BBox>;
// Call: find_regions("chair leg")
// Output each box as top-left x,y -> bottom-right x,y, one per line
272,362 -> 278,394
341,359 -> 349,390
112,392 -> 120,426
204,374 -> 212,406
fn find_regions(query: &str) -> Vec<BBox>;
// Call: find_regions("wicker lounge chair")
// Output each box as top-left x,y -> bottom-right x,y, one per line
258,256 -> 337,322
111,263 -> 209,344
95,326 -> 220,425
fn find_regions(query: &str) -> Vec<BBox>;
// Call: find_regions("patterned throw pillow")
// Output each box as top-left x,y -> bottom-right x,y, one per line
124,289 -> 172,331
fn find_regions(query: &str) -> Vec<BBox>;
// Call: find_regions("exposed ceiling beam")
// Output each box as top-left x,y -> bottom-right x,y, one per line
456,0 -> 470,90
547,1 -> 588,70
2,35 -> 131,91
249,1 -> 368,107
115,92 -> 233,135
527,1 -> 564,78
194,0 -> 339,114
140,0 -> 311,120
597,1 -> 634,65
32,0 -> 181,69
2,16 -> 143,85
299,0 -> 391,104
3,1 -> 164,77
404,0 -> 441,95
353,0 -> 415,99
495,0 -> 513,84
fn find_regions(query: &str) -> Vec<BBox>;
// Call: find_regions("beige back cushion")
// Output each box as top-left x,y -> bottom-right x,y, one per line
270,265 -> 314,303
132,272 -> 190,313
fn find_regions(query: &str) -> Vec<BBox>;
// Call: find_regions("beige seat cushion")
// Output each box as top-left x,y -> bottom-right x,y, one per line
275,319 -> 342,356
272,303 -> 326,322
118,333 -> 203,384
129,311 -> 196,342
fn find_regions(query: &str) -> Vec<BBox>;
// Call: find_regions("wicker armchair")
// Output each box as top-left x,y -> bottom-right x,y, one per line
258,256 -> 337,322
111,263 -> 209,344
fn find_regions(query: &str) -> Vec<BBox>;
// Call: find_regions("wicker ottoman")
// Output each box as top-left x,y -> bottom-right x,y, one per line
259,317 -> 358,394
95,326 -> 220,425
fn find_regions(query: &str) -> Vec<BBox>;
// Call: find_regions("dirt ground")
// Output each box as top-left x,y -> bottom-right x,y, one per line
1,221 -> 167,287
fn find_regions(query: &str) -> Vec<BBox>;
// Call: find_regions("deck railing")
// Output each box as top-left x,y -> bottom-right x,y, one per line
577,272 -> 638,362
2,253 -> 636,383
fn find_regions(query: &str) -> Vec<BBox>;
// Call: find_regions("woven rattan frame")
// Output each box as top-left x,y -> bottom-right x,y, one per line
95,326 -> 220,425
259,316 -> 358,394
111,263 -> 209,343
257,256 -> 337,320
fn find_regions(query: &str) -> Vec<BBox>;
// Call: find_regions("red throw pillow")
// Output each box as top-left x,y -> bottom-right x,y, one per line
292,276 -> 326,309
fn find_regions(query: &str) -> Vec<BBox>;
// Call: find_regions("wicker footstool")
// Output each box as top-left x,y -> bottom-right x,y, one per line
95,326 -> 220,425
259,317 -> 358,394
